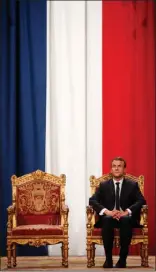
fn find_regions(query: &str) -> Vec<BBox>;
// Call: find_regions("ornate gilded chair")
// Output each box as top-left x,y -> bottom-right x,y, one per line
86,173 -> 148,268
6,170 -> 69,268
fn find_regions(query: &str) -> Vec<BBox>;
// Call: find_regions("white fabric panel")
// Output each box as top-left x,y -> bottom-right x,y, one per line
86,1 -> 103,255
86,1 -> 102,203
46,0 -> 102,256
46,0 -> 86,256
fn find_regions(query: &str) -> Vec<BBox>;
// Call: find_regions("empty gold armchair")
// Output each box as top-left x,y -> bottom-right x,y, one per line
6,170 -> 69,268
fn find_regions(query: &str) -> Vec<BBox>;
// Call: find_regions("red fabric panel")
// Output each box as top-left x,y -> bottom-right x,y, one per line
11,225 -> 63,235
17,214 -> 61,226
102,1 -> 155,254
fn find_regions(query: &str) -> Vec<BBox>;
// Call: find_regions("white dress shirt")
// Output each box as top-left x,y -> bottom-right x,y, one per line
99,178 -> 132,216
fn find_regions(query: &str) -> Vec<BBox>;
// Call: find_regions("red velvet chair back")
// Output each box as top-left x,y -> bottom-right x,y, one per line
16,180 -> 61,226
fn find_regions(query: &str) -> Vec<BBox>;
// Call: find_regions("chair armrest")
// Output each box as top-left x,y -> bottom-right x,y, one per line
7,204 -> 16,214
7,204 -> 16,232
61,204 -> 69,213
61,205 -> 69,227
140,205 -> 148,227
86,206 -> 94,213
86,206 -> 94,228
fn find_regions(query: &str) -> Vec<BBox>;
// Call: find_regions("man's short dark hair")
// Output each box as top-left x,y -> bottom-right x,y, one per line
111,157 -> 127,168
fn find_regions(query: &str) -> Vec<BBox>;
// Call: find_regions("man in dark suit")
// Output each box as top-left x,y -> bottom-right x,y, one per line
89,157 -> 146,268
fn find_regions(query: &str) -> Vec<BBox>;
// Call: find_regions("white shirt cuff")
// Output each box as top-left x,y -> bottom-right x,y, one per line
99,208 -> 107,215
126,208 -> 132,216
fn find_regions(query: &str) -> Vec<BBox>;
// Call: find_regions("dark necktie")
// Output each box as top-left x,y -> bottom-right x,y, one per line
115,182 -> 120,210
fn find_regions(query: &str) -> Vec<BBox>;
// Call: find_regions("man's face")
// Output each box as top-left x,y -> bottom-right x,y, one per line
111,160 -> 125,179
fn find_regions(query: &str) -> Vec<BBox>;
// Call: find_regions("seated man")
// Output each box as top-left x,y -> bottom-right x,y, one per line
89,157 -> 146,268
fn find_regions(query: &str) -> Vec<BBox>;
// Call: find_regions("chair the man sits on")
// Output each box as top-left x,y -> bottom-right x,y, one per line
86,169 -> 148,268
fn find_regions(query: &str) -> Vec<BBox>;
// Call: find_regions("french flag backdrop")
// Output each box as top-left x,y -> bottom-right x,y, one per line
0,0 -> 155,257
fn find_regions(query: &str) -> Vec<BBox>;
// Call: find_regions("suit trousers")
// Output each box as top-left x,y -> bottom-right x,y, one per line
101,215 -> 133,261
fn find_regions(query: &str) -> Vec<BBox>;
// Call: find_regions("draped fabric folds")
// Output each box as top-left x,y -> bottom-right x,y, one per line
102,0 -> 155,254
0,0 -> 155,257
0,0 -> 47,256
46,1 -> 103,256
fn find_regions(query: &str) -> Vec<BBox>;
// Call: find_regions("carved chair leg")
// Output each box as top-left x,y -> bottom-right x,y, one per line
87,242 -> 92,268
140,243 -> 145,266
91,243 -> 95,266
12,243 -> 17,267
143,242 -> 149,267
7,242 -> 12,268
61,243 -> 65,266
63,240 -> 68,268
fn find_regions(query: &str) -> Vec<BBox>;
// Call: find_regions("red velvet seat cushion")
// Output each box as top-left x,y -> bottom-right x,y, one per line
92,228 -> 102,236
92,227 -> 142,236
11,225 -> 63,235
17,214 -> 60,226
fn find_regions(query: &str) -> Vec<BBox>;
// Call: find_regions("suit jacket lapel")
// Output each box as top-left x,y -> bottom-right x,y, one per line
120,178 -> 127,206
109,179 -> 115,207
